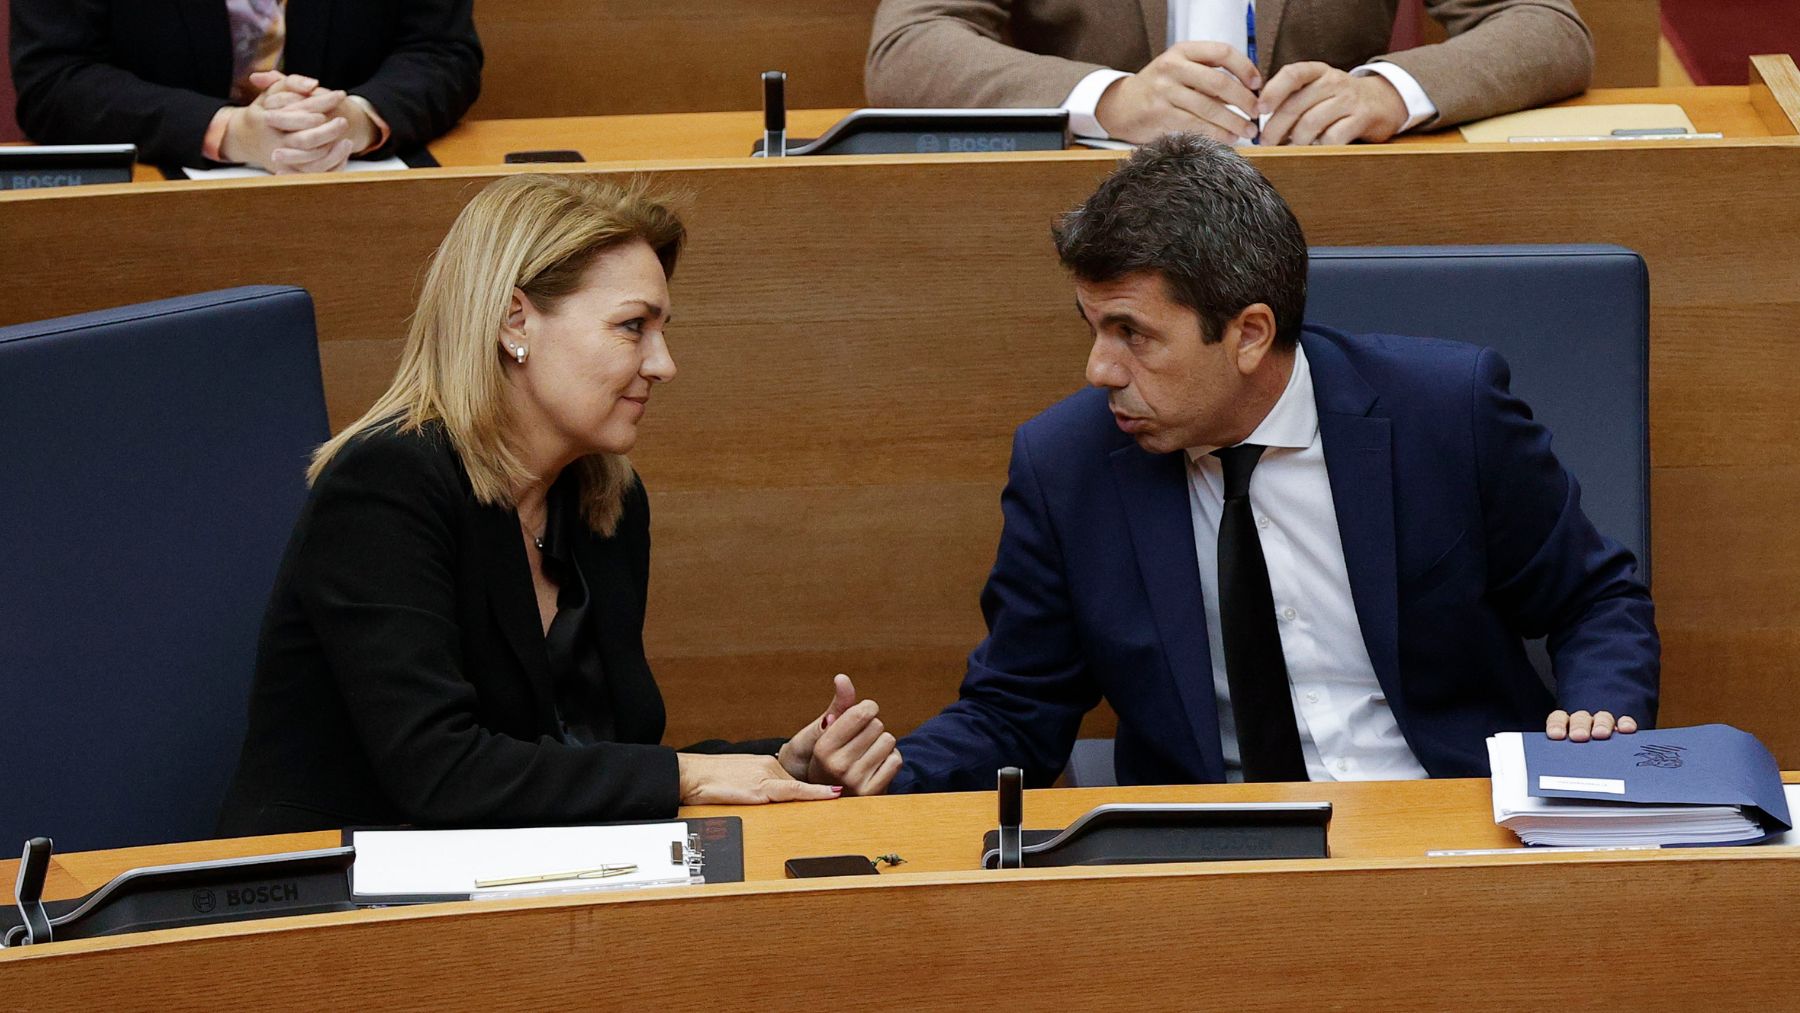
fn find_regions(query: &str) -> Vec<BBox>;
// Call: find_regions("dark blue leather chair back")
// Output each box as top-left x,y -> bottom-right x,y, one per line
0,287 -> 328,851
1306,244 -> 1650,576
1066,244 -> 1651,788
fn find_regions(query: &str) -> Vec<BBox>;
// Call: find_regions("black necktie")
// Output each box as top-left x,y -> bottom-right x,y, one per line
1212,444 -> 1308,782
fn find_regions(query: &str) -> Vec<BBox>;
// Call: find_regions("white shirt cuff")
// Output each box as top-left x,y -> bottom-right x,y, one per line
1352,61 -> 1439,133
1062,68 -> 1133,139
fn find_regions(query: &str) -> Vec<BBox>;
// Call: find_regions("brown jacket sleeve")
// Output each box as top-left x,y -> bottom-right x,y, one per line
1378,0 -> 1593,127
866,0 -> 1115,108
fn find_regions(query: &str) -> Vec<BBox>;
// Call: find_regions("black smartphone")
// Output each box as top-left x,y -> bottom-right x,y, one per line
784,855 -> 878,879
503,150 -> 586,164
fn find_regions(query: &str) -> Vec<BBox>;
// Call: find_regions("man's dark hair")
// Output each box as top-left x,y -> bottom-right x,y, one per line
1052,133 -> 1309,349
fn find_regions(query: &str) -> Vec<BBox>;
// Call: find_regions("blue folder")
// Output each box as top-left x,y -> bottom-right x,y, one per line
1522,724 -> 1793,840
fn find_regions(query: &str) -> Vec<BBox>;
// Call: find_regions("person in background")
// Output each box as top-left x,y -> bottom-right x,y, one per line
218,174 -> 901,836
11,0 -> 482,171
866,0 -> 1593,145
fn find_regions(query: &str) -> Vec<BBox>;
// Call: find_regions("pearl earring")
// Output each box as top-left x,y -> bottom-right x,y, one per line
511,343 -> 528,364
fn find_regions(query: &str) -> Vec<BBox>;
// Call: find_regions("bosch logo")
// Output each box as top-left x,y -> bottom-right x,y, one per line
947,136 -> 1019,152
192,889 -> 217,914
916,135 -> 942,153
227,882 -> 301,907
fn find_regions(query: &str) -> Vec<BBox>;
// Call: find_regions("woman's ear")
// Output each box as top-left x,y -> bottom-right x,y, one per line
504,288 -> 530,336
499,288 -> 530,361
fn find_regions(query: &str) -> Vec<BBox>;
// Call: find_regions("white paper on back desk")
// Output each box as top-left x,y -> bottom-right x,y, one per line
1486,732 -> 1777,847
350,822 -> 695,903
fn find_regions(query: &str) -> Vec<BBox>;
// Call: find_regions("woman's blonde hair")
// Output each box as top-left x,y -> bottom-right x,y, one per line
310,173 -> 686,535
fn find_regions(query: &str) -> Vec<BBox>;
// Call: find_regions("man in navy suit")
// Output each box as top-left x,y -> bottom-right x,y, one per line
889,133 -> 1659,792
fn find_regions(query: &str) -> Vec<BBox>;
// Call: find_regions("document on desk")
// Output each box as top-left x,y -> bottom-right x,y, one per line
350,822 -> 697,904
180,157 -> 410,180
1459,104 -> 1698,143
1486,725 -> 1793,847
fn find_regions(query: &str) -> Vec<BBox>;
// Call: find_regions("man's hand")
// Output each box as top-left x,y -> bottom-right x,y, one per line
221,71 -> 354,173
1096,42 -> 1263,145
777,674 -> 901,796
1257,62 -> 1408,146
1545,710 -> 1640,742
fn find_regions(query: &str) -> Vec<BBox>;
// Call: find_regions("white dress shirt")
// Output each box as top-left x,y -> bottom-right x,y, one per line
1063,0 -> 1439,140
1185,346 -> 1429,782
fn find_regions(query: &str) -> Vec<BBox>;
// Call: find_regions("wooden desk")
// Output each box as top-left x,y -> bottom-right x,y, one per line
428,82 -> 1785,168
7,63 -> 1800,763
4,778 -> 1799,1009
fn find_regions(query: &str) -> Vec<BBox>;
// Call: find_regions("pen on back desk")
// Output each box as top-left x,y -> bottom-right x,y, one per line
475,864 -> 638,889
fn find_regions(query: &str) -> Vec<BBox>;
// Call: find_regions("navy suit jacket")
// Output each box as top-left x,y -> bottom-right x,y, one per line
893,326 -> 1660,792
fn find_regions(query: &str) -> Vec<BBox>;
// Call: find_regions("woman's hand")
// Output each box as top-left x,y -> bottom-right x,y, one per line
779,673 -> 903,796
675,752 -> 841,805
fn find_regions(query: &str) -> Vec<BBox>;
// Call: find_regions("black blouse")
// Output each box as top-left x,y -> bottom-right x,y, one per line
539,476 -> 613,746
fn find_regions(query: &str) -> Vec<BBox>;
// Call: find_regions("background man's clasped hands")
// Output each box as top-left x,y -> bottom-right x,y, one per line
220,70 -> 382,173
1096,43 -> 1410,146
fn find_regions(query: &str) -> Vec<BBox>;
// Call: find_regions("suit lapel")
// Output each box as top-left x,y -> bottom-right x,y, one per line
177,0 -> 232,96
1255,0 -> 1287,78
283,0 -> 336,74
1110,444 -> 1225,779
1303,331 -> 1402,706
1135,0 -> 1167,59
474,504 -> 558,720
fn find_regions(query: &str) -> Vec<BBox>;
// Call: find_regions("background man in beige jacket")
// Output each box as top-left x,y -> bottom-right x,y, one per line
866,0 -> 1593,145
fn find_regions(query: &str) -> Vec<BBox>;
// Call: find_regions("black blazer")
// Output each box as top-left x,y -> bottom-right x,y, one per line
218,423 -> 778,836
10,0 -> 482,166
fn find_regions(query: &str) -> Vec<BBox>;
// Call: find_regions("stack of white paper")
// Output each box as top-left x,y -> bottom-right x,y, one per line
1485,733 -> 1770,847
351,822 -> 697,902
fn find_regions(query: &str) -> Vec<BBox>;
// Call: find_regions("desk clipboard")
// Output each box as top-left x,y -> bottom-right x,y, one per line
340,816 -> 742,906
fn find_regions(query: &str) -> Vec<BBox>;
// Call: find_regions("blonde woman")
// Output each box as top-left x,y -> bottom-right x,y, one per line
219,174 -> 900,835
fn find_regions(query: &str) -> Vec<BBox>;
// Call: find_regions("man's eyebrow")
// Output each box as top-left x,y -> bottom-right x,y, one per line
1097,309 -> 1148,332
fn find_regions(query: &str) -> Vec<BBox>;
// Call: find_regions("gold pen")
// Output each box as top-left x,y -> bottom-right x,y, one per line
474,864 -> 639,889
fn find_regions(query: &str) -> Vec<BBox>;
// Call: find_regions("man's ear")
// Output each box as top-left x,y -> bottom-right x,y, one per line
1225,303 -> 1280,375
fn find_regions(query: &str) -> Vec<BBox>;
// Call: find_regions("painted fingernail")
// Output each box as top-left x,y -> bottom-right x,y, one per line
822,713 -> 835,730
830,786 -> 844,794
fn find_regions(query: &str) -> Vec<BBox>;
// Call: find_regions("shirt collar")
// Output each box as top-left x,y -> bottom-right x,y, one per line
1186,344 -> 1318,464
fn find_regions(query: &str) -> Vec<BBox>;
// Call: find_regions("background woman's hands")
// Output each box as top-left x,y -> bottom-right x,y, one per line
778,674 -> 903,796
220,71 -> 368,173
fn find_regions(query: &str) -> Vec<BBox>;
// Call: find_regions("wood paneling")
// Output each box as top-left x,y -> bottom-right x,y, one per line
467,0 -> 880,119
4,779 -> 1800,1009
1,87 -> 1798,763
